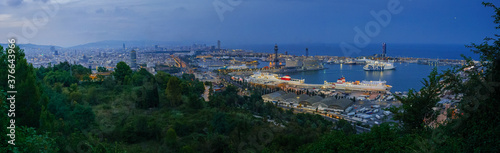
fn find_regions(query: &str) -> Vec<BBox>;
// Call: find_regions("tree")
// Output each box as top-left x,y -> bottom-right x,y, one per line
71,64 -> 91,80
97,66 -> 108,72
0,45 -> 43,128
136,81 -> 159,109
166,77 -> 182,106
335,119 -> 356,135
113,61 -> 132,84
69,104 -> 95,130
436,2 -> 500,152
388,68 -> 442,133
155,71 -> 171,89
39,106 -> 57,133
165,128 -> 178,148
131,68 -> 154,86
43,70 -> 77,87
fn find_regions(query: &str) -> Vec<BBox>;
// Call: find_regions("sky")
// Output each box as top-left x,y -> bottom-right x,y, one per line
0,0 -> 499,48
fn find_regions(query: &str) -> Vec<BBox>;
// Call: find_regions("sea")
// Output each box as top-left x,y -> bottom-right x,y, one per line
244,43 -> 476,92
231,43 -> 480,60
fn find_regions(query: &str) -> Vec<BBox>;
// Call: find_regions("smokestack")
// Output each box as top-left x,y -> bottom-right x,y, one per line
382,43 -> 386,58
274,44 -> 279,67
306,48 -> 309,57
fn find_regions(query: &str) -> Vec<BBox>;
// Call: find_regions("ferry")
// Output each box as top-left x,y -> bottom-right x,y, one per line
248,72 -> 305,84
363,61 -> 396,71
324,77 -> 392,91
225,64 -> 249,70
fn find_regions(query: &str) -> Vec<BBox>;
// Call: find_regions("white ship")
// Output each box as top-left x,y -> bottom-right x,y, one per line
225,64 -> 248,70
363,60 -> 396,71
247,72 -> 305,84
324,77 -> 392,91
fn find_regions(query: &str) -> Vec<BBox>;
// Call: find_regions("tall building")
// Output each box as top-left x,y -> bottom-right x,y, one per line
274,44 -> 279,68
306,48 -> 309,57
123,43 -> 126,51
217,40 -> 221,50
382,43 -> 386,57
51,46 -> 58,55
130,50 -> 137,69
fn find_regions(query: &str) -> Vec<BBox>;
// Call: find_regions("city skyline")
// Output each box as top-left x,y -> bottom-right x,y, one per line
0,0 -> 498,47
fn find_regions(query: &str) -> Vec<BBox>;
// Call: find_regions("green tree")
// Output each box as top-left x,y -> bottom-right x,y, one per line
155,71 -> 171,89
436,2 -> 500,152
1,45 -> 43,128
131,68 -> 154,86
39,106 -> 57,133
166,77 -> 182,106
71,64 -> 91,80
97,66 -> 108,72
69,104 -> 95,130
113,61 -> 132,84
1,127 -> 59,153
136,81 -> 159,109
165,128 -> 178,148
388,68 -> 442,133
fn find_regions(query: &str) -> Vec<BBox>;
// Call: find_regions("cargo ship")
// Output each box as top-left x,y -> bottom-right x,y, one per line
247,72 -> 305,84
324,77 -> 392,91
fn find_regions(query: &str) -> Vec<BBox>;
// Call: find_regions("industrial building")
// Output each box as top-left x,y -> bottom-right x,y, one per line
262,91 -> 354,112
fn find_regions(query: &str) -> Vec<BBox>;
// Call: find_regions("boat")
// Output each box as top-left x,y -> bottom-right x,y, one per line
343,60 -> 357,65
325,59 -> 335,64
247,72 -> 305,84
363,61 -> 396,71
280,75 -> 292,80
324,77 -> 392,91
226,64 -> 248,70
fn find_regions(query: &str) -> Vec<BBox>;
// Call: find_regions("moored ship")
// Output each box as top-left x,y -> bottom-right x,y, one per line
324,77 -> 392,91
363,61 -> 396,71
248,72 -> 305,84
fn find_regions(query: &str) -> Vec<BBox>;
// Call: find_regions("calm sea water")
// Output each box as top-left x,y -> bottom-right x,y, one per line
232,43 -> 479,60
283,63 -> 452,92
244,43 -> 474,92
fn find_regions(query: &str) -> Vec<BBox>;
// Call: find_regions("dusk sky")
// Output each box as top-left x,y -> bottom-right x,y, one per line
0,0 -> 499,47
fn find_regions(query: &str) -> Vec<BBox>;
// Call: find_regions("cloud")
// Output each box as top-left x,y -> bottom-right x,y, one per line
174,7 -> 187,12
114,6 -> 132,14
6,0 -> 23,6
0,14 -> 12,21
33,0 -> 50,3
95,8 -> 104,14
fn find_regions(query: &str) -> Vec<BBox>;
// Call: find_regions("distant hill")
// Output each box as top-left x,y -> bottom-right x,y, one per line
68,40 -> 195,49
0,43 -> 63,50
1,40 -> 208,50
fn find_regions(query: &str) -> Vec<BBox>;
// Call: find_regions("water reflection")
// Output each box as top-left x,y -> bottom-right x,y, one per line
286,63 -> 450,92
